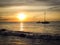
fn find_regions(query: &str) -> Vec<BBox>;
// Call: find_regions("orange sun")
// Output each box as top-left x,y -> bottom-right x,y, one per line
17,13 -> 26,21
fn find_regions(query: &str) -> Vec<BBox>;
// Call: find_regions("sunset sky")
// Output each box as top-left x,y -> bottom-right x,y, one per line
0,0 -> 60,22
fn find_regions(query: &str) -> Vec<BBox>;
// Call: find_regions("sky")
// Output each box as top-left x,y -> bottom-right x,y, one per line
0,0 -> 60,22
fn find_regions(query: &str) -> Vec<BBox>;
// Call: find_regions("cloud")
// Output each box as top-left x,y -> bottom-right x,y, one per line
0,0 -> 60,7
0,0 -> 26,7
35,0 -> 60,6
0,0 -> 60,11
0,19 -> 8,20
47,6 -> 60,11
0,0 -> 60,6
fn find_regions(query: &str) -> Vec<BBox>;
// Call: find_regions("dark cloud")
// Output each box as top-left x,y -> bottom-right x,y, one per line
0,3 -> 25,7
35,0 -> 60,11
43,6 -> 60,11
0,19 -> 8,20
35,0 -> 60,6
0,0 -> 26,7
0,0 -> 60,7
0,0 -> 60,11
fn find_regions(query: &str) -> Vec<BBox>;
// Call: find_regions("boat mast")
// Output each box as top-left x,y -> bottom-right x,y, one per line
44,10 -> 46,22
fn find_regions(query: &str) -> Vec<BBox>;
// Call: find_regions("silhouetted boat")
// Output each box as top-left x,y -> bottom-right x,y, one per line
36,21 -> 50,24
42,10 -> 50,24
41,21 -> 50,24
36,10 -> 50,24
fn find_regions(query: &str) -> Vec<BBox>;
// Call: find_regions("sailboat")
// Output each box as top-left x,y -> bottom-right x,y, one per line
36,11 -> 50,24
41,11 -> 50,24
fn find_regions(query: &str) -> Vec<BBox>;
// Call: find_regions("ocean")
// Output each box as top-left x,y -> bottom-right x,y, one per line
0,22 -> 60,45
0,22 -> 60,34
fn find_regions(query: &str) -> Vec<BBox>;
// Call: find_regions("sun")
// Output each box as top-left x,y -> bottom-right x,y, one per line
17,13 -> 26,21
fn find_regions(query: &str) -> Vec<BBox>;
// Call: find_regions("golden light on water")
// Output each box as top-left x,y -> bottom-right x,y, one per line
20,23 -> 24,31
17,13 -> 27,21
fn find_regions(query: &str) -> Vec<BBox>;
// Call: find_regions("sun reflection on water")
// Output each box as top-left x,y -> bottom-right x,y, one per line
20,23 -> 24,31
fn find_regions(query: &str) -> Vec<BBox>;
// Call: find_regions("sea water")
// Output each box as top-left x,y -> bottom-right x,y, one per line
0,22 -> 60,34
0,22 -> 60,45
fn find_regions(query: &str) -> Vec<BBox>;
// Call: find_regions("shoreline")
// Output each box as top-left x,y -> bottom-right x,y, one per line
0,29 -> 60,40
